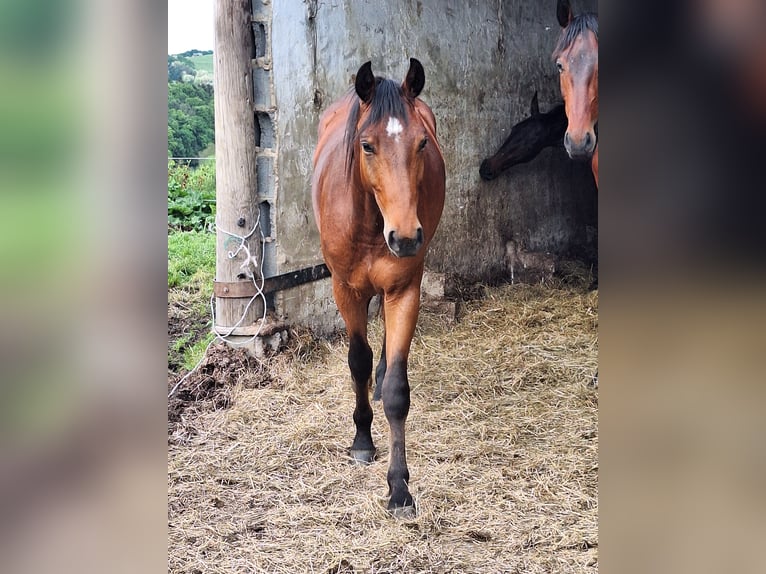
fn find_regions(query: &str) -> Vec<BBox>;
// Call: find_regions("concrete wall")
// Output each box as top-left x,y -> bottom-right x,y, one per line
260,0 -> 597,334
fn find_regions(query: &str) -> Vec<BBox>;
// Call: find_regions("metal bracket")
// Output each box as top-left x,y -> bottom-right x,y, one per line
214,280 -> 259,298
261,263 -> 331,294
214,263 -> 331,298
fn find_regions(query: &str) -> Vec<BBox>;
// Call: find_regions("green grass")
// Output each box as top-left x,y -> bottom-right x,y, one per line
168,230 -> 216,373
172,328 -> 215,371
168,230 -> 215,290
200,143 -> 215,158
182,332 -> 216,371
188,54 -> 214,74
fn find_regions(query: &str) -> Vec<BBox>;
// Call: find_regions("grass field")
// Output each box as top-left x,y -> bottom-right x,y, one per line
167,230 -> 215,372
200,143 -> 215,158
189,53 -> 214,75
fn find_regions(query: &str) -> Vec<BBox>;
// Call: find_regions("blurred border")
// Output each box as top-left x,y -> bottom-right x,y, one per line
601,1 -> 766,573
2,0 -> 765,572
0,1 -> 168,572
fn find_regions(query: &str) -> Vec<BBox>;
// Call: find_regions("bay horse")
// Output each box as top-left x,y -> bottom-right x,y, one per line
479,91 -> 567,181
554,0 -> 598,187
312,58 -> 446,517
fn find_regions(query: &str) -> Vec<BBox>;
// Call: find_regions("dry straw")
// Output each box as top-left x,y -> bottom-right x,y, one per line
169,279 -> 598,573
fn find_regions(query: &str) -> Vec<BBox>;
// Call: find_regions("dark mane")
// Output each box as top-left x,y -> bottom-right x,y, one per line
344,77 -> 411,173
553,12 -> 598,58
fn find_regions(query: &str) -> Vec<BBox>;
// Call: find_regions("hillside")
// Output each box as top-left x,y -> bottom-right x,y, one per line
168,49 -> 214,160
168,50 -> 213,85
188,53 -> 214,75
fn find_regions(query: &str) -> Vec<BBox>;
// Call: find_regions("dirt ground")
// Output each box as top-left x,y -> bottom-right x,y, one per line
168,276 -> 598,573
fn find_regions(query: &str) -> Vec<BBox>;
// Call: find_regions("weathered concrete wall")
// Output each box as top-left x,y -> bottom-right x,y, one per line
267,0 -> 597,334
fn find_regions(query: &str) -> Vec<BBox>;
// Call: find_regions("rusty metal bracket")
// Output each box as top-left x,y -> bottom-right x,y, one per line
214,280 -> 259,298
214,263 -> 331,298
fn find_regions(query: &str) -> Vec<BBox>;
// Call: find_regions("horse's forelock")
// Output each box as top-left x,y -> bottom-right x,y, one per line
363,78 -> 409,130
553,12 -> 598,59
344,77 -> 413,174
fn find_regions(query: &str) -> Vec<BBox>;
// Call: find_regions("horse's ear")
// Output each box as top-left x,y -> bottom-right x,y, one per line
556,0 -> 572,27
355,61 -> 375,104
530,91 -> 540,116
402,58 -> 425,99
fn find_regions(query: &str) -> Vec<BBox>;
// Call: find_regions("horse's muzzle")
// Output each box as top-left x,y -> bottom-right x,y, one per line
387,228 -> 424,258
479,159 -> 496,181
564,131 -> 596,160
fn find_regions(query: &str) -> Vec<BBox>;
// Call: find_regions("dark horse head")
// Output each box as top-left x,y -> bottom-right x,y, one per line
479,91 -> 567,181
554,0 -> 598,161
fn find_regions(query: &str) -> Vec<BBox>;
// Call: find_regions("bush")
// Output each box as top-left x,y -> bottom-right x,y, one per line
168,161 -> 216,232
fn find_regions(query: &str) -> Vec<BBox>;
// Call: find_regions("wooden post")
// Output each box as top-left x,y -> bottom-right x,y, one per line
213,0 -> 263,344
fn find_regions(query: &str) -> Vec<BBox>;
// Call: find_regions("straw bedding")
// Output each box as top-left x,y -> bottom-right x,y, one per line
168,279 -> 598,573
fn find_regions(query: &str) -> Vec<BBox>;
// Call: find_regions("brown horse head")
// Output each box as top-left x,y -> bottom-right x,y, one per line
554,0 -> 598,160
344,59 -> 431,257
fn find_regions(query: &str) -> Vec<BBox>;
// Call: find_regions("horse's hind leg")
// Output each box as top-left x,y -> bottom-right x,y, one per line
380,284 -> 420,517
373,300 -> 387,402
334,281 -> 376,464
373,338 -> 387,401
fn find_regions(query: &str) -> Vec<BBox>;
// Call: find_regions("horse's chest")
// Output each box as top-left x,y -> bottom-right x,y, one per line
327,249 -> 417,297
325,249 -> 380,295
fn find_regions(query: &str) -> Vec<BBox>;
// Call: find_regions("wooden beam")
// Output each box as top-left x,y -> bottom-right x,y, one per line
213,0 -> 262,337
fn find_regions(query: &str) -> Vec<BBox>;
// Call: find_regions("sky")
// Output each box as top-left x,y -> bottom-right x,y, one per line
168,0 -> 214,55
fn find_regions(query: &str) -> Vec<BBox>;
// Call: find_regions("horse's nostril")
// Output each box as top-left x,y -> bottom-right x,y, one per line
416,227 -> 423,245
584,132 -> 592,148
388,230 -> 396,248
564,132 -> 571,147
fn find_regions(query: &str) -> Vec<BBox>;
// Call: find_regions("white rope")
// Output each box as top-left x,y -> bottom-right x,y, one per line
168,211 -> 268,399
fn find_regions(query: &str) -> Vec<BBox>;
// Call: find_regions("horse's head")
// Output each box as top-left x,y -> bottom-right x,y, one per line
346,59 -> 430,258
479,92 -> 567,180
554,0 -> 598,160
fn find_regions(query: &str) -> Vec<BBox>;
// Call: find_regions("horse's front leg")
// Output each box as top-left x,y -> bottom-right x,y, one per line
333,281 -> 376,464
380,283 -> 421,517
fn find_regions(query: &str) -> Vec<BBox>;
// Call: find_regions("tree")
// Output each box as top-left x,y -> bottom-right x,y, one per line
168,82 -> 214,160
167,55 -> 195,82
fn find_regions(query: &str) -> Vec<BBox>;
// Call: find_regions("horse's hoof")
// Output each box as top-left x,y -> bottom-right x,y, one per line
350,449 -> 376,465
388,504 -> 416,520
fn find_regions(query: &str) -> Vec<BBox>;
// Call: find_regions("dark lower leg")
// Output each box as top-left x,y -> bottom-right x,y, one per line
382,358 -> 413,511
373,338 -> 387,401
348,334 -> 375,461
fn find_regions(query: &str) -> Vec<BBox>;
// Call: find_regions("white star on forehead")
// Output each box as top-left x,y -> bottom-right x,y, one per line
386,117 -> 403,140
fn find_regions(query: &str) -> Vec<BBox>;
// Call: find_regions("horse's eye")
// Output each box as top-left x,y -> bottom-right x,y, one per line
556,61 -> 564,73
361,142 -> 375,154
418,137 -> 428,151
